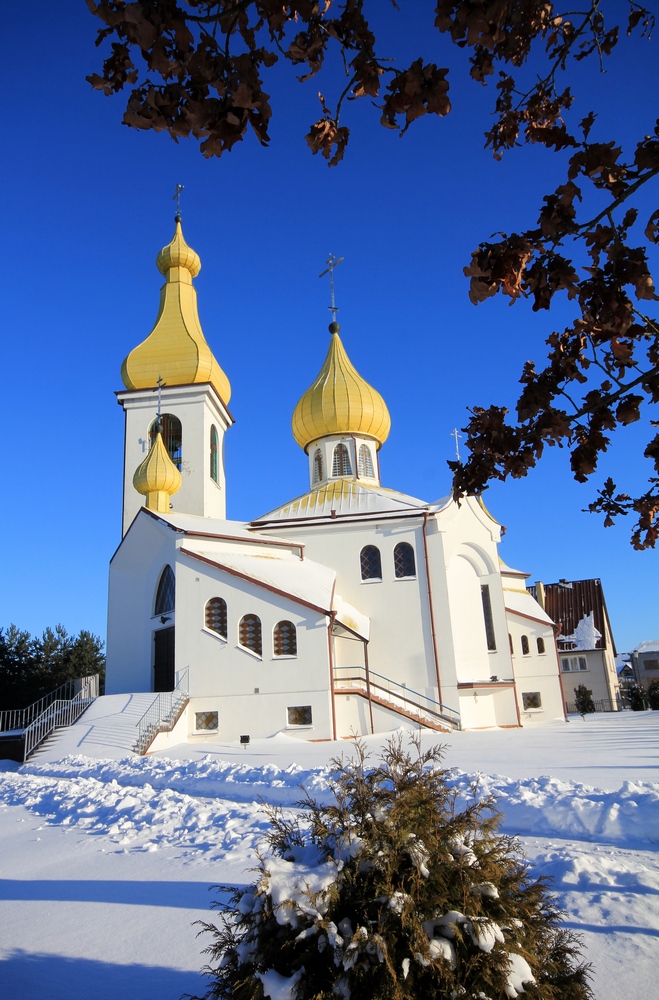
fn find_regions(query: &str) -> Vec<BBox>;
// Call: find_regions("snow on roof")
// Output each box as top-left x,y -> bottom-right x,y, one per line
503,588 -> 555,625
253,479 -> 427,523
146,509 -> 287,543
499,558 -> 530,579
633,639 -> 659,653
333,595 -> 370,641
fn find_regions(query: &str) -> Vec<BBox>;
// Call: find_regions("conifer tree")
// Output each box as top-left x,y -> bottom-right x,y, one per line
192,737 -> 593,1000
647,680 -> 659,710
574,684 -> 596,717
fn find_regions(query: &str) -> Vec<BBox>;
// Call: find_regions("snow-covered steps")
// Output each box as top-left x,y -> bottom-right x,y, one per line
28,693 -> 157,763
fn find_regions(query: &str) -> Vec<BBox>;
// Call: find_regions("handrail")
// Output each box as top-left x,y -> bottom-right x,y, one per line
0,676 -> 96,734
22,674 -> 99,760
135,668 -> 189,755
333,665 -> 461,729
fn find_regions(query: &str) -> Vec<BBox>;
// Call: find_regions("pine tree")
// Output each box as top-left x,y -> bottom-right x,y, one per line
647,680 -> 659,710
191,737 -> 593,1000
574,685 -> 596,717
628,684 -> 647,711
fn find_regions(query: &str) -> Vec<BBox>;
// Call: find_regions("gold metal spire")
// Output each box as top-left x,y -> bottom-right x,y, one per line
133,423 -> 182,513
120,217 -> 231,405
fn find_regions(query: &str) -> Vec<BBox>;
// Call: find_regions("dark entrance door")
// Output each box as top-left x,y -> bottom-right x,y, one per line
153,626 -> 175,691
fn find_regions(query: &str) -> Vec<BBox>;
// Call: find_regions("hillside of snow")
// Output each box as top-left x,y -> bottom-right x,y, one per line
0,705 -> 658,999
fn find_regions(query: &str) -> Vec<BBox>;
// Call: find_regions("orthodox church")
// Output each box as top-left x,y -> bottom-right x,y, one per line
106,217 -> 566,743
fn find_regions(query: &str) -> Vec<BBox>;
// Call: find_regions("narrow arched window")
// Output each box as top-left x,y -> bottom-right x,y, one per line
210,425 -> 219,483
509,633 -> 514,655
205,597 -> 227,638
154,565 -> 175,615
537,637 -> 546,654
358,444 -> 375,478
394,542 -> 416,578
521,635 -> 530,655
360,545 -> 382,581
239,614 -> 262,656
150,414 -> 182,470
274,620 -> 297,657
313,449 -> 324,484
332,442 -> 352,477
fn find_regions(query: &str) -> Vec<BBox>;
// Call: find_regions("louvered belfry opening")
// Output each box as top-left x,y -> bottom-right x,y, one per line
150,414 -> 182,470
205,597 -> 227,638
358,443 -> 374,478
332,442 -> 352,476
239,614 -> 262,656
360,545 -> 382,581
210,425 -> 219,483
154,565 -> 175,615
394,542 -> 416,578
313,449 -> 324,484
274,620 -> 297,656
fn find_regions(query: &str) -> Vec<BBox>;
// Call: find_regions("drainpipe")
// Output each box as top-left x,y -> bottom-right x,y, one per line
422,512 -> 443,705
363,639 -> 375,735
327,612 -> 337,741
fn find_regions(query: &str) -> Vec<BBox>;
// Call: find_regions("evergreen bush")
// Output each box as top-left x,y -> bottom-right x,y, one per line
573,685 -> 596,717
647,680 -> 659,710
628,684 -> 647,711
192,737 -> 593,1000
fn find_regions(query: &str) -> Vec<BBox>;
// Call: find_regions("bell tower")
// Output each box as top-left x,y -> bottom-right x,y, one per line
117,215 -> 232,535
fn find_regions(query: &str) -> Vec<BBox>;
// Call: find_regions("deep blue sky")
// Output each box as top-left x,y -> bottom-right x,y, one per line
2,2 -> 656,653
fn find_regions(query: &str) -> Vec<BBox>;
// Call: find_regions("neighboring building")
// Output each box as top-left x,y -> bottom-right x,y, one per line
106,217 -> 567,745
527,579 -> 620,710
629,640 -> 659,690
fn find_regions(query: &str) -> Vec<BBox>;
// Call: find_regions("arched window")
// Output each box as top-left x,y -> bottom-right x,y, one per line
521,634 -> 530,655
358,443 -> 375,478
150,414 -> 182,470
274,620 -> 297,657
313,449 -> 324,484
394,542 -> 416,578
332,442 -> 352,477
239,614 -> 262,656
210,425 -> 219,483
480,585 -> 496,651
154,565 -> 175,615
205,597 -> 227,638
360,545 -> 382,581
509,633 -> 514,655
537,636 -> 546,654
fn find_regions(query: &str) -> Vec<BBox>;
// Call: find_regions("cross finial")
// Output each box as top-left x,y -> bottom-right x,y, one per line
319,253 -> 344,324
172,184 -> 184,218
451,427 -> 462,462
153,374 -> 167,425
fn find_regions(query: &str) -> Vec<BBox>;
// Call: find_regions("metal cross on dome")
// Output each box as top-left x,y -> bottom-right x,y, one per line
172,183 -> 184,216
451,427 -> 462,462
319,253 -> 344,323
153,373 -> 167,424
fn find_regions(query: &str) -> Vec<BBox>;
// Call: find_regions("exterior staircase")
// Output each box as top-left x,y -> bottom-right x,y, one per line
333,666 -> 460,733
134,668 -> 189,755
0,675 -> 100,762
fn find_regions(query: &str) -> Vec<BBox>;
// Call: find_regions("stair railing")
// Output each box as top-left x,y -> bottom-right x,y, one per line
135,668 -> 189,755
0,676 -> 97,734
22,674 -> 99,760
333,665 -> 461,729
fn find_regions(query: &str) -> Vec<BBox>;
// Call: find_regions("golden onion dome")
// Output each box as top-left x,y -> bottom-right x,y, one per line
292,322 -> 391,452
121,217 -> 231,406
133,425 -> 182,513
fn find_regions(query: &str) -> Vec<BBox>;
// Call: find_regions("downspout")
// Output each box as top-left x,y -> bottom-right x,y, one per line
508,651 -> 522,727
422,512 -> 443,705
363,639 -> 375,735
553,624 -> 568,720
327,611 -> 337,741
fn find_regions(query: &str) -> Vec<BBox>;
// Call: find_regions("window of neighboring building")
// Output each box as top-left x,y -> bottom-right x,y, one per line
205,597 -> 227,639
149,414 -> 182,470
360,545 -> 382,581
561,656 -> 588,672
195,711 -> 219,731
273,620 -> 297,657
210,425 -> 219,483
522,692 -> 542,711
537,637 -> 546,654
509,633 -> 514,655
313,449 -> 324,484
393,542 -> 416,579
287,705 -> 312,726
154,565 -> 175,615
521,634 -> 530,655
480,585 -> 496,651
358,443 -> 375,478
239,614 -> 262,657
332,442 -> 352,477
644,659 -> 659,671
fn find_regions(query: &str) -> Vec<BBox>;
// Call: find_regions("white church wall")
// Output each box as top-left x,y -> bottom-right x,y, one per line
507,617 -> 566,723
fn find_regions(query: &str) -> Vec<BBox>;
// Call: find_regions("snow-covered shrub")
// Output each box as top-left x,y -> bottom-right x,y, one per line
628,684 -> 647,711
191,737 -> 593,1000
574,684 -> 596,716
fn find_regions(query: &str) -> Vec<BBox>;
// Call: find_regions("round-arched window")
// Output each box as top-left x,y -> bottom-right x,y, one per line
394,542 -> 416,578
210,425 -> 219,483
239,614 -> 262,657
154,565 -> 175,615
205,597 -> 227,638
332,442 -> 352,477
360,545 -> 382,581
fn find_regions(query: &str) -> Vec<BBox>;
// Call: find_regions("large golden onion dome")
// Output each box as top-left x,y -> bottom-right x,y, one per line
292,322 -> 391,452
133,424 -> 182,512
121,217 -> 231,406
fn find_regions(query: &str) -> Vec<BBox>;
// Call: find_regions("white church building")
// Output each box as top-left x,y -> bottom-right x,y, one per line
106,217 -> 567,744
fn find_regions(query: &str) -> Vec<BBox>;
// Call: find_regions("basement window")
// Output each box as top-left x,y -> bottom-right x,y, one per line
195,711 -> 219,732
522,692 -> 542,712
287,705 -> 312,727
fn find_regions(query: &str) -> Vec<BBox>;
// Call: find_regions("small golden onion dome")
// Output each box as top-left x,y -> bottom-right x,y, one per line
292,323 -> 391,451
121,217 -> 231,406
133,427 -> 182,513
156,216 -> 201,277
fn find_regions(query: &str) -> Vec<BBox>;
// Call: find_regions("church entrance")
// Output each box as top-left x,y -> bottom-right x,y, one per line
153,626 -> 175,691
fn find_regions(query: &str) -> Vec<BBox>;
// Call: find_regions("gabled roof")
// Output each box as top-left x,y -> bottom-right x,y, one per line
253,479 -> 429,524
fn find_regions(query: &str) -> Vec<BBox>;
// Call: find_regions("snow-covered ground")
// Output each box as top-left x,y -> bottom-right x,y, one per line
0,700 -> 658,999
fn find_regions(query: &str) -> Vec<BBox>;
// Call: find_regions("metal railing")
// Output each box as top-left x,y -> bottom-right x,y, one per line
134,668 -> 189,755
334,665 -> 461,730
22,674 -> 99,760
0,676 -> 98,734
566,697 -> 621,714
